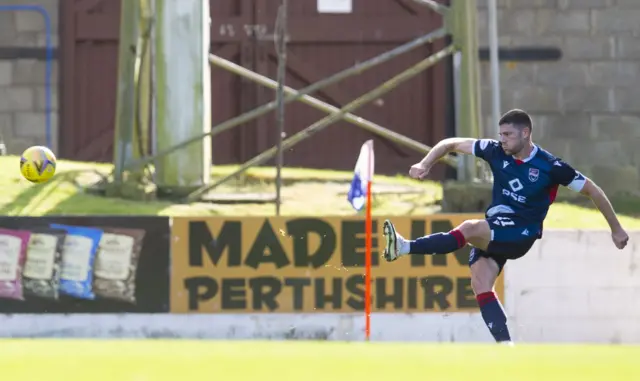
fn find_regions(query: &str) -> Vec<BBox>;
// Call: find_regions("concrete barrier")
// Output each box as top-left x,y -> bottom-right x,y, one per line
505,230 -> 640,344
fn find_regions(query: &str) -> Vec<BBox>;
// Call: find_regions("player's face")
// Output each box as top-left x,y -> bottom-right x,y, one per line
498,124 -> 527,156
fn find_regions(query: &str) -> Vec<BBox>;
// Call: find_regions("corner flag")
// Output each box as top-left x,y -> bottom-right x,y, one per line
347,140 -> 374,211
347,139 -> 374,342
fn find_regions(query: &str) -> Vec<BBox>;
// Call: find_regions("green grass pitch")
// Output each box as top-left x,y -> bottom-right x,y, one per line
0,339 -> 638,381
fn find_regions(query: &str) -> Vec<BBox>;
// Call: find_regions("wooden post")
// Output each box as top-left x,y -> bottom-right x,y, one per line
450,0 -> 482,182
112,0 -> 140,183
154,0 -> 211,195
134,0 -> 153,166
440,0 -> 495,213
108,0 -> 158,201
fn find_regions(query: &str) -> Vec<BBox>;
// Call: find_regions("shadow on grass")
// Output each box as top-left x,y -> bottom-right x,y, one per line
0,171 -> 202,217
0,175 -> 65,216
42,193 -> 173,216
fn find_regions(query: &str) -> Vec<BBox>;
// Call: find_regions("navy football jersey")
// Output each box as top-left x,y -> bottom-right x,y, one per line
472,139 -> 587,226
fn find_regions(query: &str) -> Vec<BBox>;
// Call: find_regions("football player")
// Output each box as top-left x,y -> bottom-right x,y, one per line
382,109 -> 629,345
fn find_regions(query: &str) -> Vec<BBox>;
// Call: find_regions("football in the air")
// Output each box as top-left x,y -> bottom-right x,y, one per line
20,145 -> 57,183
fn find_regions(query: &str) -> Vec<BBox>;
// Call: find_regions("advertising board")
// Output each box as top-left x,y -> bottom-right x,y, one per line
170,215 -> 503,314
0,216 -> 170,313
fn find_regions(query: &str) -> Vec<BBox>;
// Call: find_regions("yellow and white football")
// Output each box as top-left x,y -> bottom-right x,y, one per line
20,145 -> 57,183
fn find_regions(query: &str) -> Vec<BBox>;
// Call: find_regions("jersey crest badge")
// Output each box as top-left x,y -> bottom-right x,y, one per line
528,168 -> 539,182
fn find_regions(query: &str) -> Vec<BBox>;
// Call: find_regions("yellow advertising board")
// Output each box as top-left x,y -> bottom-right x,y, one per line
170,215 -> 505,314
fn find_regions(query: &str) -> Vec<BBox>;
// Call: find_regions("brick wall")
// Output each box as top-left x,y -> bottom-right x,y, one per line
0,0 -> 58,156
477,0 -> 640,195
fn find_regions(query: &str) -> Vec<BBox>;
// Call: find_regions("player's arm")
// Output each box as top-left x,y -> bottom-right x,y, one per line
416,137 -> 477,170
579,179 -> 624,232
551,161 -> 628,249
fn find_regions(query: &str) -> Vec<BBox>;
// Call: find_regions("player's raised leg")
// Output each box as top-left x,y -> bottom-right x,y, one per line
469,252 -> 513,345
382,218 -> 490,261
383,218 -> 513,344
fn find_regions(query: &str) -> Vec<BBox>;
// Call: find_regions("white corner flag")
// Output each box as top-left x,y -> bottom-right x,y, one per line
347,140 -> 374,212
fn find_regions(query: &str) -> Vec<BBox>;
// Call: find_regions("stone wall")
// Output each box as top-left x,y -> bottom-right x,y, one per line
0,0 -> 58,156
477,0 -> 640,195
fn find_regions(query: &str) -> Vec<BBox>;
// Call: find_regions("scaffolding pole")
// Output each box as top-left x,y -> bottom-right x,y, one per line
413,0 -> 449,15
274,0 -> 288,216
488,0 -> 501,133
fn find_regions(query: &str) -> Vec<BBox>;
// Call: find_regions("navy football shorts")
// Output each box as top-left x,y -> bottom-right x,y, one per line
468,214 -> 538,274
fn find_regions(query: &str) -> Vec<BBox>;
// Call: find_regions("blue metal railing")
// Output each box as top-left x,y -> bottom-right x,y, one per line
0,5 -> 53,149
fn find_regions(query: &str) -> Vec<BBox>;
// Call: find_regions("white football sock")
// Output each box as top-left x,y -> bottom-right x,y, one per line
399,239 -> 410,255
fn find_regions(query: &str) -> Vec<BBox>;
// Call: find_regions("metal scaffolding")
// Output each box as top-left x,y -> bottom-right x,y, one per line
118,0 -> 484,205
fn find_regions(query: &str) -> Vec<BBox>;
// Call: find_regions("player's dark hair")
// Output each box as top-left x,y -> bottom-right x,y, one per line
499,109 -> 532,132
